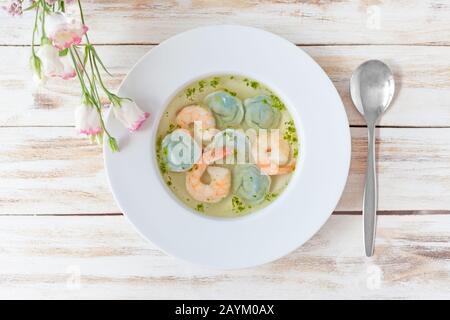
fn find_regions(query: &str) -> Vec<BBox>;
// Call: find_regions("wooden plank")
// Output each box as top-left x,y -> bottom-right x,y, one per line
1,45 -> 450,127
0,214 -> 448,299
0,127 -> 118,214
304,45 -> 450,127
1,127 -> 450,214
1,0 -> 450,45
336,127 -> 450,211
0,45 -> 146,127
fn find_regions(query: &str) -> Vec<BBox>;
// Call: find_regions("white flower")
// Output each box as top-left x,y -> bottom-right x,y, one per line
75,100 -> 102,137
34,44 -> 61,79
59,50 -> 77,79
112,99 -> 150,132
31,44 -> 79,81
46,12 -> 88,50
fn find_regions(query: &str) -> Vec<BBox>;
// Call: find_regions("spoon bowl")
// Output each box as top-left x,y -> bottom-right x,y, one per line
350,60 -> 395,257
351,60 -> 395,123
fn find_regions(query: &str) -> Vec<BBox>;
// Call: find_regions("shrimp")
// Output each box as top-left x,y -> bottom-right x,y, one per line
251,131 -> 295,175
259,159 -> 296,175
186,147 -> 232,203
176,105 -> 219,144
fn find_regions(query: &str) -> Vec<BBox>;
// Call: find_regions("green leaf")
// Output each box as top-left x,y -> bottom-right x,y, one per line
59,48 -> 69,57
83,45 -> 90,66
92,48 -> 113,77
109,95 -> 122,108
23,2 -> 39,12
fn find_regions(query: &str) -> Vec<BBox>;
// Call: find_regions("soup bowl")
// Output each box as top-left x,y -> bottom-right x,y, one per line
104,25 -> 351,269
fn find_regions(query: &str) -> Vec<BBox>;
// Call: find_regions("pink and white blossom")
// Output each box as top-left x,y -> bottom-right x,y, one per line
113,100 -> 150,132
75,101 -> 102,137
2,0 -> 22,16
46,12 -> 88,50
32,43 -> 79,81
59,51 -> 78,79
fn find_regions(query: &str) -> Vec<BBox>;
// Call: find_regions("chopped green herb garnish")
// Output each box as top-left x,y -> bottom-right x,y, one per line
242,77 -> 260,89
223,88 -> 237,96
270,94 -> 286,111
283,120 -> 298,145
156,135 -> 168,174
198,80 -> 207,92
185,87 -> 196,100
265,192 -> 278,202
159,161 -> 167,174
210,77 -> 220,88
156,135 -> 163,149
232,195 -> 246,213
250,81 -> 260,89
195,203 -> 205,212
167,123 -> 179,134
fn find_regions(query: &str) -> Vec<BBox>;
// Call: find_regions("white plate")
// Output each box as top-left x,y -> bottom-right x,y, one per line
104,25 -> 351,269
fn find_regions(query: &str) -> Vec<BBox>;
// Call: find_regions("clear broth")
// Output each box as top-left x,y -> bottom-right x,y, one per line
156,75 -> 299,218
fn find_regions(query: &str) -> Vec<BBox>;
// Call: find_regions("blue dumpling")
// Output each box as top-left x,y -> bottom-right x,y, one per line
161,129 -> 201,172
244,95 -> 281,129
233,164 -> 271,204
204,91 -> 244,128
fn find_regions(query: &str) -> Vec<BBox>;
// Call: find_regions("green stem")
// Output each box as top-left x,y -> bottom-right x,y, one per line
76,0 -> 127,105
91,51 -> 115,98
77,0 -> 85,24
40,0 -> 46,40
91,46 -> 113,76
69,47 -> 88,94
77,0 -> 90,43
31,5 -> 39,56
73,47 -> 113,140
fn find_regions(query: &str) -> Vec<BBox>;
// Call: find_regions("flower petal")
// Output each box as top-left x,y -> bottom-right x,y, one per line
75,102 -> 102,136
113,100 -> 150,132
46,12 -> 88,50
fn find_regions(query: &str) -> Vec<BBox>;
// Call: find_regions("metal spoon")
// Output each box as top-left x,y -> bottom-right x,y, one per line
350,60 -> 395,257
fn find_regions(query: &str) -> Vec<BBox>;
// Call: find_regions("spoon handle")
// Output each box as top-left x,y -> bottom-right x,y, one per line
363,123 -> 377,257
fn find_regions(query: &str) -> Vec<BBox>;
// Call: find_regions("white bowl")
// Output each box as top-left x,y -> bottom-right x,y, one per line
104,25 -> 351,269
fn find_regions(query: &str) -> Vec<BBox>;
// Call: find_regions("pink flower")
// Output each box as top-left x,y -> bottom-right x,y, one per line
46,12 -> 88,50
2,0 -> 22,16
112,100 -> 150,132
32,43 -> 79,81
75,100 -> 102,137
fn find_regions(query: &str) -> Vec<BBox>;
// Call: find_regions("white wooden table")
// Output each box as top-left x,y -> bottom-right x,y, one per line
0,0 -> 449,299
